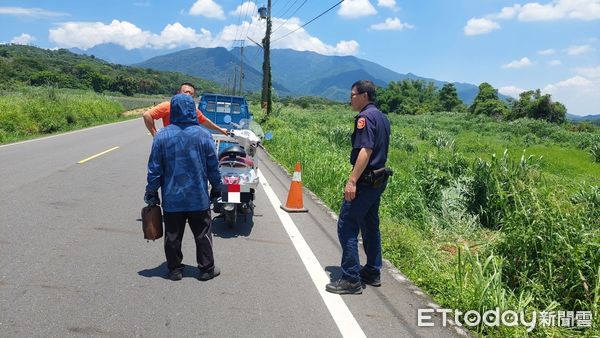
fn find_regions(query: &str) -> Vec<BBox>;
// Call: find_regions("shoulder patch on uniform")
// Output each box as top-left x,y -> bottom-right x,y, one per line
357,117 -> 366,129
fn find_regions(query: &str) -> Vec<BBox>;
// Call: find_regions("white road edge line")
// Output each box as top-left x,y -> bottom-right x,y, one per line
257,169 -> 366,338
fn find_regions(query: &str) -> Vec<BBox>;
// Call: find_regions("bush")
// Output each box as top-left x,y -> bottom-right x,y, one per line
467,150 -> 540,230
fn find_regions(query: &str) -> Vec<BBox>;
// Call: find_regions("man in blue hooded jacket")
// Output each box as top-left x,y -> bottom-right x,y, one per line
145,93 -> 223,281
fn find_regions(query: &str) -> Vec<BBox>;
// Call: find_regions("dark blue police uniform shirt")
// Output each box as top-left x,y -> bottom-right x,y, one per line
350,103 -> 391,169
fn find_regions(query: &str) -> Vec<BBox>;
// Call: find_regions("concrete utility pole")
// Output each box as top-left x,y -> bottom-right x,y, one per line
233,39 -> 245,96
261,0 -> 272,117
232,65 -> 238,96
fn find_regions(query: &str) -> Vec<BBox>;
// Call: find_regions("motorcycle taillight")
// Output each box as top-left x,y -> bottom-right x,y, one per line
223,176 -> 240,185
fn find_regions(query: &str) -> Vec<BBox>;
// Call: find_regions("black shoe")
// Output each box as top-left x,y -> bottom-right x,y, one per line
360,268 -> 381,287
168,269 -> 183,281
325,279 -> 362,294
198,266 -> 220,281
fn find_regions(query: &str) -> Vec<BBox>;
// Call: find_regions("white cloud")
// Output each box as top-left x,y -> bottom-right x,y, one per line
49,20 -> 150,49
49,20 -> 216,50
543,75 -> 593,93
537,48 -> 556,55
189,0 -> 225,20
267,17 -> 359,55
48,17 -> 358,56
466,1 -> 600,35
464,18 -> 500,36
499,85 -> 527,98
548,59 -> 562,65
0,6 -> 67,18
491,1 -> 600,22
518,0 -> 600,21
151,23 -> 213,49
370,17 -> 414,31
10,33 -> 36,45
565,44 -> 593,55
230,2 -> 257,17
338,0 -> 377,19
495,5 -> 520,19
542,75 -> 599,115
502,57 -> 533,69
575,65 -> 600,78
377,0 -> 399,11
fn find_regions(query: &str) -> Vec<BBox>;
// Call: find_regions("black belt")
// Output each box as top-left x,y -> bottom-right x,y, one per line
358,167 -> 393,187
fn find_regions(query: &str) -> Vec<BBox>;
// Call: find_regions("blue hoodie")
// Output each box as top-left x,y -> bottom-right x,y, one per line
146,94 -> 222,212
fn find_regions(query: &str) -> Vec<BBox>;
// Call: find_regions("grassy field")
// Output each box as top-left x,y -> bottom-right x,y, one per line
0,86 -> 166,144
256,101 -> 599,337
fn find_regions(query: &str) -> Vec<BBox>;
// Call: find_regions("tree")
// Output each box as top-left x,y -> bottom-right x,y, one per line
508,89 -> 567,123
438,83 -> 463,112
469,82 -> 509,118
375,79 -> 440,114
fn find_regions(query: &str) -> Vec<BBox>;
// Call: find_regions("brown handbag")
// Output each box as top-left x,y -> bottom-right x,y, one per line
141,205 -> 163,241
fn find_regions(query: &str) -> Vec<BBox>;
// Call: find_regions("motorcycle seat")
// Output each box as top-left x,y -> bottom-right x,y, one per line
219,155 -> 254,168
219,145 -> 246,158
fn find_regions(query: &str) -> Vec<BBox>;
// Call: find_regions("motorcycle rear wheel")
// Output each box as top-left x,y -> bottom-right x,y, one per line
224,209 -> 237,228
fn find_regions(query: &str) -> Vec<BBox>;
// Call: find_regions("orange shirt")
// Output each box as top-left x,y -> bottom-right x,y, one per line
147,101 -> 207,127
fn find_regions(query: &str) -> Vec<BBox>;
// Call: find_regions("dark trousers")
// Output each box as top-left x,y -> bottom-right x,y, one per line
337,181 -> 387,283
163,209 -> 214,273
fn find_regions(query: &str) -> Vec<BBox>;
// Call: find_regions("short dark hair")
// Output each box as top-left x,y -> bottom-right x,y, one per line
351,80 -> 376,101
179,82 -> 196,93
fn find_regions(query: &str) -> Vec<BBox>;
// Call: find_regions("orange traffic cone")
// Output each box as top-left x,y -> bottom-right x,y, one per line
281,161 -> 308,213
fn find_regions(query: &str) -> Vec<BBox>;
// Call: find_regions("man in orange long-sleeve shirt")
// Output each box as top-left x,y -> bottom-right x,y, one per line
143,83 -> 227,136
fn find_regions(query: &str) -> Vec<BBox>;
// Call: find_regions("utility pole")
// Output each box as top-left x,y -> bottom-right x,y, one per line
239,41 -> 244,95
232,65 -> 238,96
233,39 -> 245,96
261,0 -> 272,117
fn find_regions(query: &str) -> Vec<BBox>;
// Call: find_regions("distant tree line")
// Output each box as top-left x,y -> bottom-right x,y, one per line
375,79 -> 567,124
0,44 -> 220,96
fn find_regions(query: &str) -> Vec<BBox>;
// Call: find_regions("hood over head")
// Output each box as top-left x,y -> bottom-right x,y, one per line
169,93 -> 199,126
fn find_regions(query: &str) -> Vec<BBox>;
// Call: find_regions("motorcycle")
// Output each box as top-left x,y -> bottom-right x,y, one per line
211,116 -> 270,227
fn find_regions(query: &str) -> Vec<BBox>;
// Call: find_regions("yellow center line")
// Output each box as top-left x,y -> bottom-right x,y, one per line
78,146 -> 120,164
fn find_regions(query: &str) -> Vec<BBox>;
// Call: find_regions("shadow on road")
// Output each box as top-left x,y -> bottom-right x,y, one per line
138,262 -> 205,279
211,211 -> 255,238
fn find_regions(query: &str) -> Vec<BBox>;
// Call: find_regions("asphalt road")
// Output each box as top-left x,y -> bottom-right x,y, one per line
0,119 -> 466,337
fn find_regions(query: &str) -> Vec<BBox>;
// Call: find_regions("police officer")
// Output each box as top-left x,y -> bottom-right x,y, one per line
326,80 -> 391,294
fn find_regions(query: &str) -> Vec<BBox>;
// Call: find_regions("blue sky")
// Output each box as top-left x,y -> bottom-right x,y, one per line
1,0 -> 599,116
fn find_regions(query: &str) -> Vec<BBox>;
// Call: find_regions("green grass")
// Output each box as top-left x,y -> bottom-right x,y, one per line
257,105 -> 599,337
0,86 -> 139,144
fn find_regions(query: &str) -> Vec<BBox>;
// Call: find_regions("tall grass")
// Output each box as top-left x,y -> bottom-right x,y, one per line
0,86 -> 127,144
259,106 -> 599,336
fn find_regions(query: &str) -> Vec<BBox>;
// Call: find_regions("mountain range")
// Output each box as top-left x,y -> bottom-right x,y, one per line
74,44 -> 506,104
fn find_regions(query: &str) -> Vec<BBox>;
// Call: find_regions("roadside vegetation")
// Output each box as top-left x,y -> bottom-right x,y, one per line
0,44 -> 219,96
256,95 -> 599,336
0,86 -> 165,144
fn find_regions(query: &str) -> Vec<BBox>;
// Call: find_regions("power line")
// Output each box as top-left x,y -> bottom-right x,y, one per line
272,0 -> 298,18
271,0 -> 308,34
231,0 -> 245,48
272,0 -> 344,43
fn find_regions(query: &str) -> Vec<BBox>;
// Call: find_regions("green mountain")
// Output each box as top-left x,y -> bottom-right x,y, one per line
137,46 -> 491,104
238,47 -> 490,103
0,44 -> 219,96
135,47 -> 290,95
567,113 -> 600,125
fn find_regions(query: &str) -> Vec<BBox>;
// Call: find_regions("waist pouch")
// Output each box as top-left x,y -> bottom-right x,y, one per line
358,167 -> 394,188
